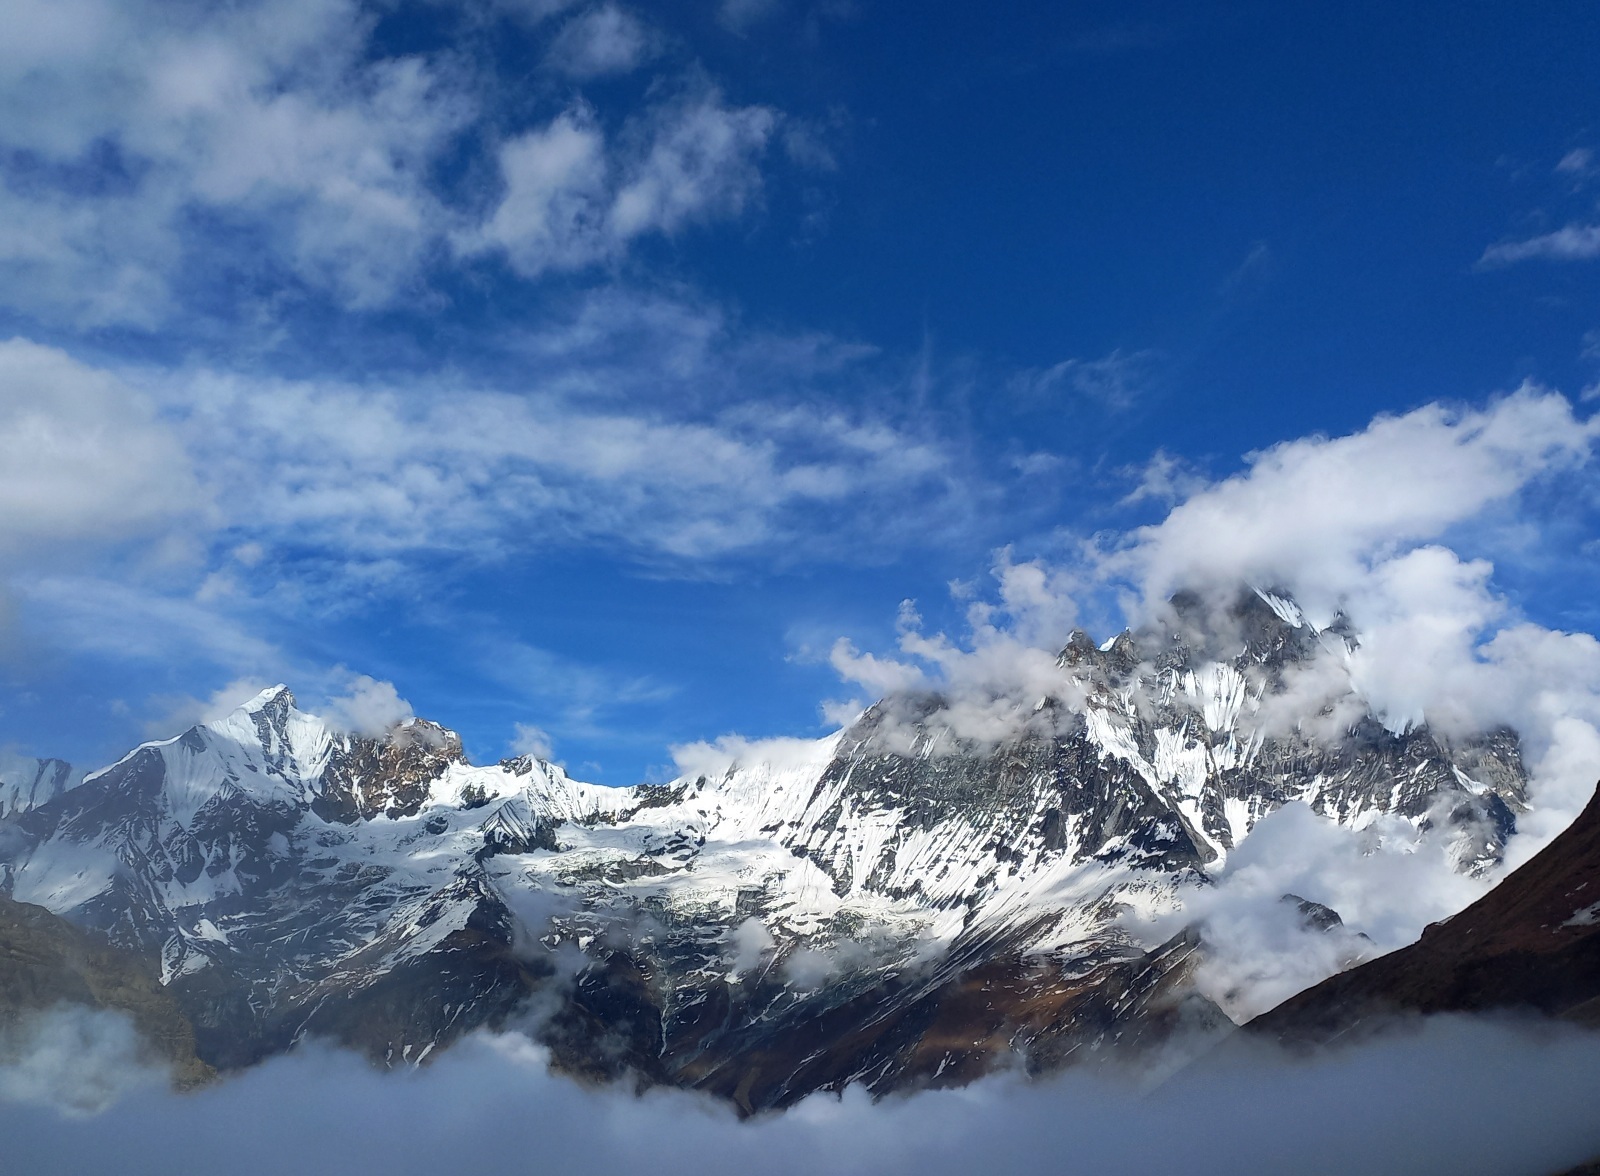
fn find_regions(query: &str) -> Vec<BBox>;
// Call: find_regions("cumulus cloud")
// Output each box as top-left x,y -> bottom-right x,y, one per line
319,673 -> 415,737
1138,802 -> 1484,1020
885,392 -> 1598,767
1112,388 -> 1596,611
0,0 -> 785,324
5,1021 -> 1600,1176
0,339 -> 202,560
827,552 -> 1091,746
1096,391 -> 1600,859
0,0 -> 469,322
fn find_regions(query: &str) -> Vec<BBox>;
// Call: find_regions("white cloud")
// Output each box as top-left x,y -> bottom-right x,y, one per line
0,306 -> 979,739
718,0 -> 783,32
1120,449 -> 1207,507
1479,223 -> 1600,266
609,94 -> 777,239
0,338 -> 202,559
1114,387 -> 1596,612
1557,147 -> 1595,176
468,90 -> 777,276
817,388 -> 1600,995
1138,802 -> 1485,1020
0,1007 -> 170,1117
0,0 -> 469,322
828,637 -> 930,697
510,722 -> 555,760
1097,391 -> 1600,853
478,110 -> 612,275
15,575 -> 285,678
0,0 -> 786,323
6,1023 -> 1600,1176
727,916 -> 774,976
670,732 -> 833,778
1008,348 -> 1156,410
144,676 -> 277,737
319,673 -> 415,737
546,6 -> 657,78
149,344 -> 961,567
827,551 -> 1094,747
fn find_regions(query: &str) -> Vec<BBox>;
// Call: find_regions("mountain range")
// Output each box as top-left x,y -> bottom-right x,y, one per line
0,589 -> 1556,1111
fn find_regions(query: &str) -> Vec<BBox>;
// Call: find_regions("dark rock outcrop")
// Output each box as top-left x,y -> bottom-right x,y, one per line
0,892 -> 212,1089
1249,782 -> 1600,1045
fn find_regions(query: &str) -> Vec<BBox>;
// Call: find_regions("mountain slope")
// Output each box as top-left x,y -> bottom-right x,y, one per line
0,892 -> 211,1089
1248,780 -> 1600,1044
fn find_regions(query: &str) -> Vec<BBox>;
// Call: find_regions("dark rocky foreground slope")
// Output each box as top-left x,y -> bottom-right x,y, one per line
1249,781 -> 1600,1045
0,590 -> 1539,1110
0,892 -> 211,1089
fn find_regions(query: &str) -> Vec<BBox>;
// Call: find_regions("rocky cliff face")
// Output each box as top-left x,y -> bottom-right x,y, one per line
0,589 -> 1533,1109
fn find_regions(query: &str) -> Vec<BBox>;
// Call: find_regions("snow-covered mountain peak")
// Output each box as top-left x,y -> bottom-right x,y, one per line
240,683 -> 296,713
199,687 -> 333,789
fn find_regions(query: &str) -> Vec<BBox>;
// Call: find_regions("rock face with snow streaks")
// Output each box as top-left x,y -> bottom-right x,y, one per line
0,754 -> 78,820
0,589 -> 1532,1107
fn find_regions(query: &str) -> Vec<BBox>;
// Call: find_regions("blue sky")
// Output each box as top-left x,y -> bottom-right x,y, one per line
3,0 -> 1600,782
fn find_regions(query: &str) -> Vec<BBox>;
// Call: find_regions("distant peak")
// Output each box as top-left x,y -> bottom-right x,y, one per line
1249,586 -> 1306,629
241,685 -> 296,713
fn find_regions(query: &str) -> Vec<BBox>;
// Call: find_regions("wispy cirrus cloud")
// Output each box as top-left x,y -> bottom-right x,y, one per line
166,364 -> 960,568
0,296 -> 994,741
1007,347 -> 1158,411
1478,223 -> 1600,267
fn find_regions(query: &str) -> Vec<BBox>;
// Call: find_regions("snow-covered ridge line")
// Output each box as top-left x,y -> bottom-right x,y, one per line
0,588 -> 1532,1095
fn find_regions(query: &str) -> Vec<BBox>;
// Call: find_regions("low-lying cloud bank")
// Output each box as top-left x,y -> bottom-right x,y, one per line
4,1016 -> 1600,1176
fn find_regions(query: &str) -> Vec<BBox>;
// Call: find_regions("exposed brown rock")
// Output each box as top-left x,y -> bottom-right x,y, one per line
314,720 -> 466,823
